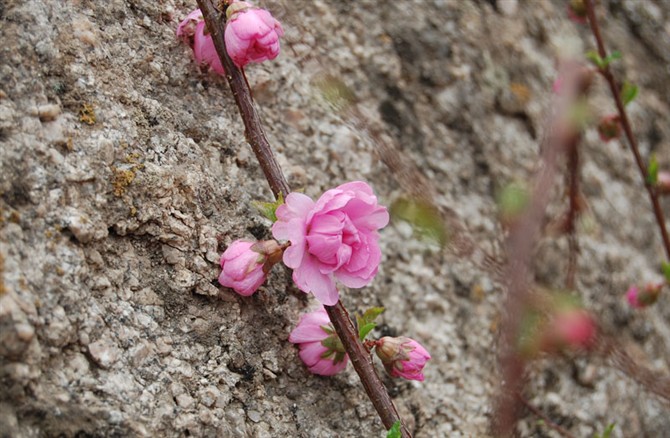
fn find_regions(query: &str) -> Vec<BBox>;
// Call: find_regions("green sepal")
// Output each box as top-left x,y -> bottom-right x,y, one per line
252,192 -> 284,222
386,421 -> 401,438
647,154 -> 659,185
321,333 -> 346,353
621,81 -> 639,106
662,261 -> 670,283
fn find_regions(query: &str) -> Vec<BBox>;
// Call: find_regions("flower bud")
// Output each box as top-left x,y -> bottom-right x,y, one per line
224,2 -> 284,68
176,9 -> 225,75
597,114 -> 621,142
289,307 -> 348,376
626,283 -> 663,309
567,0 -> 588,24
542,309 -> 596,352
218,239 -> 282,296
374,336 -> 431,382
657,171 -> 670,195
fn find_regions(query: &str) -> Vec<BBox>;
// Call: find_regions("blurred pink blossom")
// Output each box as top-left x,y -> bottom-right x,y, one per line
544,309 -> 596,351
374,337 -> 431,382
225,2 -> 284,68
272,181 -> 389,305
626,283 -> 662,308
657,171 -> 670,195
289,307 -> 348,376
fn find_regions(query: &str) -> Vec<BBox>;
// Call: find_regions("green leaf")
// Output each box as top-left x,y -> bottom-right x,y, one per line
647,154 -> 659,185
386,421 -> 401,438
497,182 -> 530,222
593,423 -> 616,438
585,50 -> 604,68
356,307 -> 384,340
621,81 -> 639,106
585,50 -> 621,69
358,323 -> 377,341
662,261 -> 670,283
390,197 -> 449,246
252,192 -> 284,222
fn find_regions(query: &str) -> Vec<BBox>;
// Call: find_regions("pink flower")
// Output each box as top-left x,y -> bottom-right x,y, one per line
218,240 -> 281,296
288,307 -> 348,376
271,181 -> 389,305
224,2 -> 284,68
374,337 -> 431,382
177,9 -> 224,75
626,283 -> 662,308
598,114 -> 621,142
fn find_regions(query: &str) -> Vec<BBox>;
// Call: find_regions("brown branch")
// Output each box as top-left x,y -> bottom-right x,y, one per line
517,393 -> 577,438
585,0 -> 670,261
195,1 -> 410,436
565,140 -> 581,290
492,67 -> 585,436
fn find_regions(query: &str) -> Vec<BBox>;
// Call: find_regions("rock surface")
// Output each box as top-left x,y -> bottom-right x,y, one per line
1,0 -> 670,436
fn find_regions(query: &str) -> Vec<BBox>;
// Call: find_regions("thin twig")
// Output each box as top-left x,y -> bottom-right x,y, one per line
195,1 -> 410,436
585,0 -> 670,261
517,393 -> 577,438
565,140 -> 581,290
492,67 -> 585,436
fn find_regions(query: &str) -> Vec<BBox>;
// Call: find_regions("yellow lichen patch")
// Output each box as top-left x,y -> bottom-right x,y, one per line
112,167 -> 137,197
129,206 -> 137,216
79,103 -> 96,125
509,82 -> 531,106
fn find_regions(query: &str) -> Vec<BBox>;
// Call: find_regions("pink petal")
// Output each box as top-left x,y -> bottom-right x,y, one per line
275,192 -> 314,222
292,256 -> 339,305
298,341 -> 328,366
308,355 -> 348,376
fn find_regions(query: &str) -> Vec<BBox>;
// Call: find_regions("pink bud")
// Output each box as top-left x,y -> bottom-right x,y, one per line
289,307 -> 348,376
544,309 -> 596,351
626,283 -> 662,309
177,9 -> 225,75
224,2 -> 284,68
374,337 -> 431,382
218,240 -> 281,296
597,114 -> 621,142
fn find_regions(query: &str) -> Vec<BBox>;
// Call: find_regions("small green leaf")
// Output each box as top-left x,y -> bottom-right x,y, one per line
604,51 -> 622,65
390,197 -> 448,246
585,50 -> 621,69
358,323 -> 377,341
356,307 -> 384,340
386,421 -> 401,438
647,154 -> 659,185
593,423 -> 616,438
497,182 -> 530,223
585,50 -> 604,68
252,193 -> 284,222
621,81 -> 639,106
662,261 -> 670,283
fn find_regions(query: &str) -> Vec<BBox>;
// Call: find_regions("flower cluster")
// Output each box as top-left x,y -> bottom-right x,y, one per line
176,2 -> 283,73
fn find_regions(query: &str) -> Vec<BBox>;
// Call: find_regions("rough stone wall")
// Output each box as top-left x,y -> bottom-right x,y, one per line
1,0 -> 670,436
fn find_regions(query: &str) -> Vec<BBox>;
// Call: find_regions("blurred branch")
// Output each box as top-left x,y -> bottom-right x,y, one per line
585,0 -> 670,261
517,393 -> 576,438
195,1 -> 410,436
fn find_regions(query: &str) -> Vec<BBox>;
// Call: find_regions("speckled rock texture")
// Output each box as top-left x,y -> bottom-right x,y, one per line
1,0 -> 670,436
